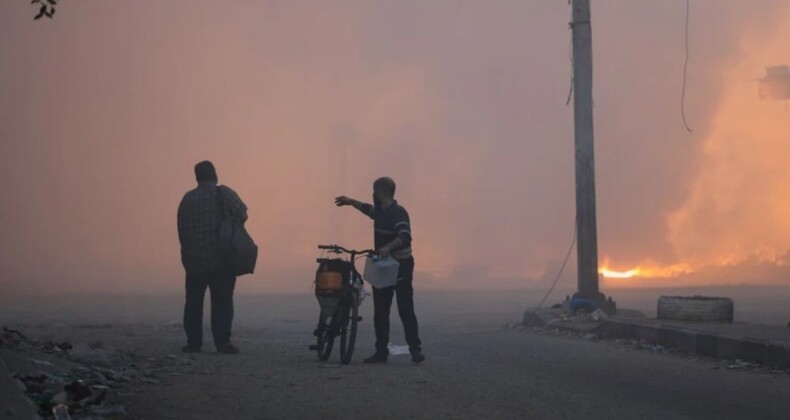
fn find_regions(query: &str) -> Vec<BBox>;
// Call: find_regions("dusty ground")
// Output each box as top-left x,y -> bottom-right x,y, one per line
2,289 -> 790,419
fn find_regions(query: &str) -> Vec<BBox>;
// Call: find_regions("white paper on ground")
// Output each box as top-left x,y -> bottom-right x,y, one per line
387,343 -> 410,356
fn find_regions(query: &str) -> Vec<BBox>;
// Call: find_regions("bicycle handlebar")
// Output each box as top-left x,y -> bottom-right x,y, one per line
317,244 -> 376,256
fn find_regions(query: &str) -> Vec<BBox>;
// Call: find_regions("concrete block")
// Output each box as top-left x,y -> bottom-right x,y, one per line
657,296 -> 734,323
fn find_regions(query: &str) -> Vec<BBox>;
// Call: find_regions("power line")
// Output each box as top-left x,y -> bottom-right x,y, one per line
566,35 -> 574,106
681,0 -> 693,133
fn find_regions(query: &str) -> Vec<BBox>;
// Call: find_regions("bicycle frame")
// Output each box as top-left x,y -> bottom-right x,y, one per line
311,244 -> 375,364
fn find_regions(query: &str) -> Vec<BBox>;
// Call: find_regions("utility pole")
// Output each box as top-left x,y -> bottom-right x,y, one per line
571,0 -> 614,312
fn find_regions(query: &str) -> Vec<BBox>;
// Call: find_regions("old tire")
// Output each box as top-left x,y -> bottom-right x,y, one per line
657,295 -> 734,323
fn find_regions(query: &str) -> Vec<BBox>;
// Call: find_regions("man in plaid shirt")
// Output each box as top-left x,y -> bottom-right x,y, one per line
177,161 -> 248,354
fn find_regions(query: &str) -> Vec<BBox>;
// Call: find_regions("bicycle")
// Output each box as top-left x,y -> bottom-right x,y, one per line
310,244 -> 375,364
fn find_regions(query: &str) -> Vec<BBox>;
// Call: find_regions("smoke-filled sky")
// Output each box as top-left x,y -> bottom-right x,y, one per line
1,1 -> 788,294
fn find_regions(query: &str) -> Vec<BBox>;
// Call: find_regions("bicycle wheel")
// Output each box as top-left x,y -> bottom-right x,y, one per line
339,289 -> 359,365
317,317 -> 335,361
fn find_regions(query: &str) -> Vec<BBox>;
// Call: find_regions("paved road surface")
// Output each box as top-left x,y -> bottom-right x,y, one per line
3,292 -> 790,419
91,294 -> 790,420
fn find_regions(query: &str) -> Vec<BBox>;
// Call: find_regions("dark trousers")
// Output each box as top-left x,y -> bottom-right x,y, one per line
183,269 -> 237,348
372,257 -> 422,353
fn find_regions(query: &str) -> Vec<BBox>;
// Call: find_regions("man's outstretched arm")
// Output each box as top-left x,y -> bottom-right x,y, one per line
335,196 -> 375,219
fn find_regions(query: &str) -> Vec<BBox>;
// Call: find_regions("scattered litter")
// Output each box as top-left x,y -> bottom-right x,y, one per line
3,325 -> 196,418
727,359 -> 753,370
639,344 -> 666,353
582,333 -> 598,341
1,326 -> 28,348
40,340 -> 73,354
52,404 -> 71,420
590,309 -> 608,322
387,343 -> 410,356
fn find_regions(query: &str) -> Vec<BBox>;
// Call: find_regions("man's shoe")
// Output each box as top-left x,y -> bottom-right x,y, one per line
411,349 -> 426,364
363,352 -> 388,364
217,343 -> 240,354
182,345 -> 202,354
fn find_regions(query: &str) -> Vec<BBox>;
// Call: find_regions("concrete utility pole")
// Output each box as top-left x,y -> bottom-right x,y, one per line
571,0 -> 613,311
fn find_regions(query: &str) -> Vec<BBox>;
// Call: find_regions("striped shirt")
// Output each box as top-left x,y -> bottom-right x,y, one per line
361,201 -> 413,261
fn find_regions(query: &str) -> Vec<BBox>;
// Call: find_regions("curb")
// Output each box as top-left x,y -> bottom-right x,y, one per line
593,319 -> 790,369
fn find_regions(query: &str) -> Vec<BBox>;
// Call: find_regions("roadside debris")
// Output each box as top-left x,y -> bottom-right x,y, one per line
514,321 -> 790,376
2,325 -> 194,419
1,327 -> 29,348
526,306 -> 609,326
52,404 -> 71,420
590,309 -> 608,322
640,344 -> 667,354
14,371 -> 118,417
727,359 -> 754,370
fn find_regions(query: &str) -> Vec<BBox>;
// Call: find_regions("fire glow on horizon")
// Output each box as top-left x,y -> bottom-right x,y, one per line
598,261 -> 695,279
599,268 -> 640,279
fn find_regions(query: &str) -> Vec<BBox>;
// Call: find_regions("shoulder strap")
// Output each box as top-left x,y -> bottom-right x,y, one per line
216,185 -> 225,220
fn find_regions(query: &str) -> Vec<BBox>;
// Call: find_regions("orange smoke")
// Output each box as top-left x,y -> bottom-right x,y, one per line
603,4 -> 790,284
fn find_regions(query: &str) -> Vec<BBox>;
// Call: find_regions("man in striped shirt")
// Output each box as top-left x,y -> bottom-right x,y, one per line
335,177 -> 425,364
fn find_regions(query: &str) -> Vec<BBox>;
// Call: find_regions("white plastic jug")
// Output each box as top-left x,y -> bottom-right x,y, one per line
363,256 -> 400,289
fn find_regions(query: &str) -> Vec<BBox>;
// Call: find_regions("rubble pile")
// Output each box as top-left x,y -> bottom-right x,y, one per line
2,326 -> 194,419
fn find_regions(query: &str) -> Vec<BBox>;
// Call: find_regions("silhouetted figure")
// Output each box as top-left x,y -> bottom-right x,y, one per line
335,177 -> 425,364
177,161 -> 248,354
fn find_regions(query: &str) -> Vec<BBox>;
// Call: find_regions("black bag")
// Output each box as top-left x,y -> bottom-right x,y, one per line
217,187 -> 258,276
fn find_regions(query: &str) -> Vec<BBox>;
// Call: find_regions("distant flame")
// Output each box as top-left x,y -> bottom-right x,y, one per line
599,262 -> 696,279
599,268 -> 639,279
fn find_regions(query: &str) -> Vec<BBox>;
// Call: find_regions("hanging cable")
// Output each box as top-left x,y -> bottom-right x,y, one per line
566,36 -> 574,106
534,221 -> 577,311
565,3 -> 574,106
681,0 -> 693,133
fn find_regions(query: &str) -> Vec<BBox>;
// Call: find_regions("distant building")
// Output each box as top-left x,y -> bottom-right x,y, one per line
758,65 -> 790,100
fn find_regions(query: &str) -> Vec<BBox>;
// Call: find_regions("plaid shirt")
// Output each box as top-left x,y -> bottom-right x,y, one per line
177,183 -> 248,274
